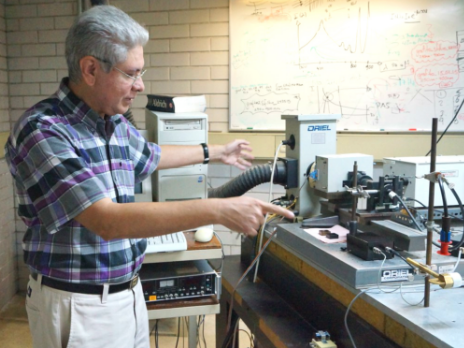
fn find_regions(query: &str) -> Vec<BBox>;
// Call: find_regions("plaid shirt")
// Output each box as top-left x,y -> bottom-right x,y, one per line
5,78 -> 161,284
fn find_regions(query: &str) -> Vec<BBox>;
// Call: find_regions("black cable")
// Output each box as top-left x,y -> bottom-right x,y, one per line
449,188 -> 464,251
425,97 -> 464,156
385,247 -> 415,271
437,176 -> 448,217
395,193 -> 441,248
405,197 -> 464,221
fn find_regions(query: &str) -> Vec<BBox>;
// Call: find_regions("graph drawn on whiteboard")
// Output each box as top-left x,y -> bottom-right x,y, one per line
229,0 -> 464,131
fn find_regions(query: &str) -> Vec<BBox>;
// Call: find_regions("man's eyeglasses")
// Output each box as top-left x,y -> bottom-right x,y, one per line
94,57 -> 147,87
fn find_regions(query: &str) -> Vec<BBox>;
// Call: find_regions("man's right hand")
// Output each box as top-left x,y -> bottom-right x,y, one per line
215,196 -> 295,237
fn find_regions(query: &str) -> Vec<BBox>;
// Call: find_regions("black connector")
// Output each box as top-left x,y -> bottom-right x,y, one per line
282,134 -> 295,150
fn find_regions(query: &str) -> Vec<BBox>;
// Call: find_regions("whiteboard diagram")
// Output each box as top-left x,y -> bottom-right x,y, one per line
229,0 -> 464,131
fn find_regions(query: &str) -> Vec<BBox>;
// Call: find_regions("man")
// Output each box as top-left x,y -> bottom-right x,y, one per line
5,5 -> 294,348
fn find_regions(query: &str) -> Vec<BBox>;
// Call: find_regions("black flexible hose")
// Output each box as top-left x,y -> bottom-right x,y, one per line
208,163 -> 283,198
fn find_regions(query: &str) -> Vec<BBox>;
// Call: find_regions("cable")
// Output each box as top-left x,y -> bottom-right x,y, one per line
399,282 -> 425,306
344,287 -> 376,348
425,97 -> 464,156
373,248 -> 399,294
452,247 -> 463,272
253,142 -> 284,283
213,231 -> 225,275
437,176 -> 449,217
384,247 -> 415,271
405,197 -> 464,221
226,228 -> 280,336
448,188 -> 464,251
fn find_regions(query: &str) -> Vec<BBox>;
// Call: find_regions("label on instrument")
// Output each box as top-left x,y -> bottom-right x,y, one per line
380,269 -> 414,282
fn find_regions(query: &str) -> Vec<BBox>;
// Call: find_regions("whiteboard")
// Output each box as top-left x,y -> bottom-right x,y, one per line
229,0 -> 464,131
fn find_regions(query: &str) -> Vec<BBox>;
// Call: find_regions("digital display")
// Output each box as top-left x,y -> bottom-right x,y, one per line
160,280 -> 174,288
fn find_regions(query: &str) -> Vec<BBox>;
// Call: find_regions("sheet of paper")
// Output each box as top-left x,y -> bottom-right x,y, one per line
303,224 -> 349,244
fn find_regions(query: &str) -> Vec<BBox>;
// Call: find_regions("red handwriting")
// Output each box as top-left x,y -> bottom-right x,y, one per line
411,41 -> 460,63
414,64 -> 459,88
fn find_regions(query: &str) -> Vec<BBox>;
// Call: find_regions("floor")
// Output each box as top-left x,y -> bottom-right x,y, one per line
0,293 -> 253,348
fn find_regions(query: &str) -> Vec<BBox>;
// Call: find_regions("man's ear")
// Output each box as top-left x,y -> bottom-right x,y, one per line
80,56 -> 99,86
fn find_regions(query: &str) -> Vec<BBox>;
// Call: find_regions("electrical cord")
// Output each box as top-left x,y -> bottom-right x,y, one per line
452,247 -> 463,272
253,142 -> 283,283
425,96 -> 464,157
437,176 -> 449,217
225,227 -> 280,340
373,248 -> 399,294
448,188 -> 464,251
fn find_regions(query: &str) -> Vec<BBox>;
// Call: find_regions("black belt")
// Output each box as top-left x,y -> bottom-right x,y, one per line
31,273 -> 139,295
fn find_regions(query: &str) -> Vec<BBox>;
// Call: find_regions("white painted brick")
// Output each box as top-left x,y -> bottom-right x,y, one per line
191,52 -> 227,66
208,122 -> 228,133
131,12 -> 168,26
6,5 -> 38,18
9,83 -> 39,96
211,37 -> 228,51
222,245 -> 232,256
170,38 -> 210,52
39,56 -> 67,69
191,23 -> 228,37
207,163 -> 231,178
21,0 -> 55,3
56,43 -> 65,56
145,39 -> 169,53
7,31 -> 38,44
5,0 -> 20,5
0,32 -> 6,46
144,67 -> 169,81
0,58 -> 6,71
57,69 -> 68,80
209,94 -> 228,108
191,80 -> 228,94
21,43 -> 56,57
54,16 -> 75,29
6,44 -> 20,57
149,25 -> 189,39
6,19 -> 19,32
149,0 -> 189,11
10,97 -> 23,109
111,0 -> 149,13
8,71 -> 22,83
0,82 -> 9,96
151,80 -> 190,94
24,96 -> 46,107
40,82 -> 58,95
0,71 -> 7,84
206,108 -> 227,122
169,10 -> 209,24
210,8 -> 228,22
20,17 -> 54,31
171,66 -> 209,80
211,66 -> 228,79
39,29 -> 68,43
11,110 -> 24,122
150,53 -> 189,67
37,3 -> 74,17
0,96 -> 9,109
191,0 -> 228,9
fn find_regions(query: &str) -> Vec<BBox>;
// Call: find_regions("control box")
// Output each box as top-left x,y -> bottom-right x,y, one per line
139,259 -> 220,302
383,156 -> 464,207
145,110 -> 208,202
315,153 -> 374,194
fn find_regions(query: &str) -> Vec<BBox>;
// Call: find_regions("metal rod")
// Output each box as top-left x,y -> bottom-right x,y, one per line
425,118 -> 438,307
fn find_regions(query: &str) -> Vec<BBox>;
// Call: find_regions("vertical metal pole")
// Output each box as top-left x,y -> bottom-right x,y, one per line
349,162 -> 358,235
425,118 -> 438,307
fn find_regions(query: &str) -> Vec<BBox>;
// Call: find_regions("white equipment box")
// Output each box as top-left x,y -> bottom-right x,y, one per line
383,156 -> 464,207
145,110 -> 208,202
315,153 -> 374,194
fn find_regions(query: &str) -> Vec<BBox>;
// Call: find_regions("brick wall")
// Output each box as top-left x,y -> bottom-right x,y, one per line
0,0 -> 17,311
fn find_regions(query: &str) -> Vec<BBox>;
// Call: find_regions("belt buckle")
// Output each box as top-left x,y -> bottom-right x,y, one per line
129,275 -> 138,289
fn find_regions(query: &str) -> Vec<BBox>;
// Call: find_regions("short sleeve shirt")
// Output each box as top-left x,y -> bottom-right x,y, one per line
5,78 -> 161,284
